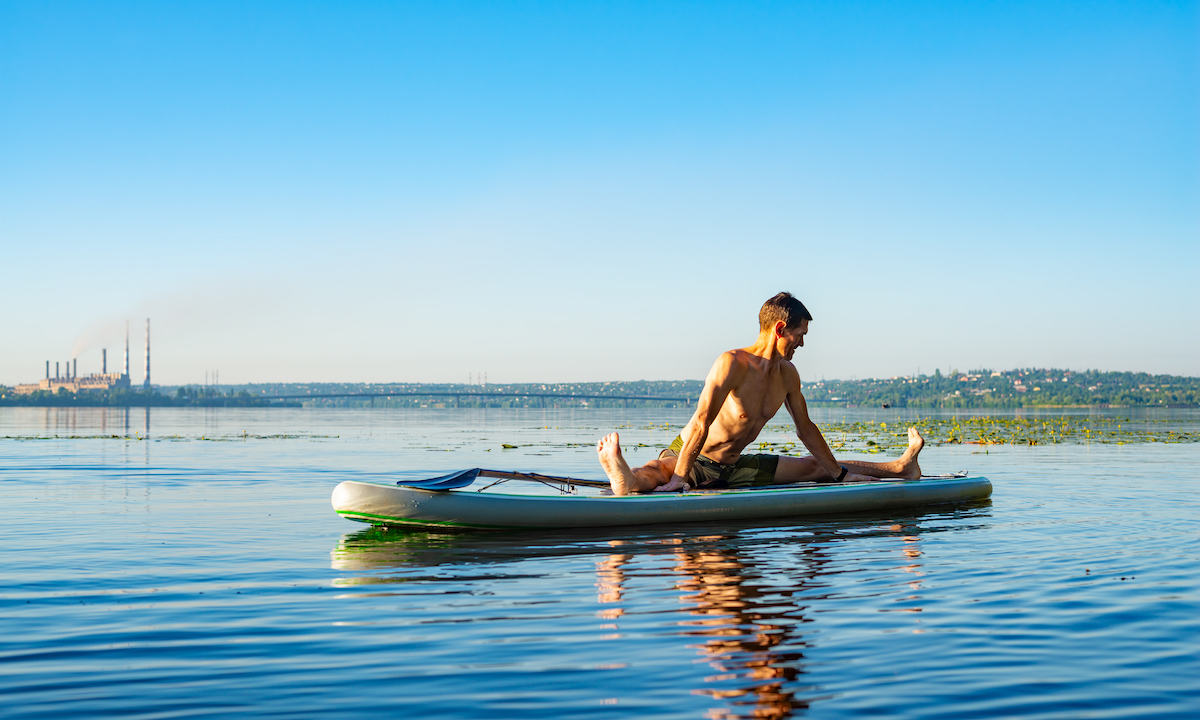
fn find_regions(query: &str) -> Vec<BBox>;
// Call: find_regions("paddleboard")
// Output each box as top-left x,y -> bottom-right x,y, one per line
331,474 -> 991,531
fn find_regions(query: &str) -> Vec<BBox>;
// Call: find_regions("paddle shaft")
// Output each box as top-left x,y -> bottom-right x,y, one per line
477,469 -> 612,488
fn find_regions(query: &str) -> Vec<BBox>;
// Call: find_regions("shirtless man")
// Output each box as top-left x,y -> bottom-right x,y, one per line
597,292 -> 925,495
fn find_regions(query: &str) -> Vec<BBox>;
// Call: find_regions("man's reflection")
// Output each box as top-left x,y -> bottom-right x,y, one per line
674,537 -> 815,719
594,527 -> 929,719
888,523 -> 927,631
595,549 -> 630,623
596,535 -> 827,719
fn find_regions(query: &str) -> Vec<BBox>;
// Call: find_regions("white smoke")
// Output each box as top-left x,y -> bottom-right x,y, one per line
71,317 -> 129,359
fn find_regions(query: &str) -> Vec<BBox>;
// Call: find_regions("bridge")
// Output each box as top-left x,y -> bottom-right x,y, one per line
260,390 -> 692,407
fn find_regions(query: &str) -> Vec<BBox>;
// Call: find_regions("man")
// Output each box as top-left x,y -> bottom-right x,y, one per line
597,292 -> 924,495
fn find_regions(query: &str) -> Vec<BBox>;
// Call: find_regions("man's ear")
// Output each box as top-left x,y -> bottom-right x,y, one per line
774,320 -> 787,337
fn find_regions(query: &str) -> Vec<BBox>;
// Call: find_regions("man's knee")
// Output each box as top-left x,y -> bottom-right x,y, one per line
632,462 -> 672,489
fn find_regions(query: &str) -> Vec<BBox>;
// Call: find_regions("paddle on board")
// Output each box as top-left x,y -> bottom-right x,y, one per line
398,468 -> 611,491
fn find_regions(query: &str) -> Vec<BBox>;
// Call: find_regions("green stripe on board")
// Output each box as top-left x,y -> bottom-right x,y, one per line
337,510 -> 522,530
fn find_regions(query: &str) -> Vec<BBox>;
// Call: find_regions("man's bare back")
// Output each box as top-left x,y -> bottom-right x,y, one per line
687,347 -> 802,465
597,292 -> 925,495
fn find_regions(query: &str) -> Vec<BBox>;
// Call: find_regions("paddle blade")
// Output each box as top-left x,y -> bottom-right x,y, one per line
397,468 -> 481,491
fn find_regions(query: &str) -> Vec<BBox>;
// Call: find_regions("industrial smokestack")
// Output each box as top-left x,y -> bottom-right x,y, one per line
46,361 -> 49,380
143,318 -> 151,390
103,348 -> 107,374
73,358 -> 77,380
56,361 -> 59,380
124,322 -> 130,378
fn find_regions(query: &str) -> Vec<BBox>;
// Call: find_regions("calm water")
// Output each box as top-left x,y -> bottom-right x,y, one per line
2,407 -> 1198,719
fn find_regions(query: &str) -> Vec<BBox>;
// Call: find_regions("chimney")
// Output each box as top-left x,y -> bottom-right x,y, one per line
46,361 -> 49,380
56,361 -> 59,380
103,348 -> 107,374
143,318 -> 151,390
124,322 -> 130,378
73,358 -> 77,380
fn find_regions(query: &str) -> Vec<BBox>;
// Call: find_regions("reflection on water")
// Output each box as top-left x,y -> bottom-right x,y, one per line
330,512 -> 955,719
666,537 -> 815,718
663,528 -> 921,719
7,405 -> 153,438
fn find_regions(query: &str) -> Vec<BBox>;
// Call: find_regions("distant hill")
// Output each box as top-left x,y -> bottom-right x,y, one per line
802,369 -> 1199,408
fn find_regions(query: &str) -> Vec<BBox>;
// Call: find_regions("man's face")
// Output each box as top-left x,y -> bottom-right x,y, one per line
778,319 -> 809,360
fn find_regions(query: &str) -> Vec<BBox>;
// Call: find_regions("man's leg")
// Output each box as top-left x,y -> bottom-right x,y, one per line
597,432 -> 677,495
775,427 -> 925,483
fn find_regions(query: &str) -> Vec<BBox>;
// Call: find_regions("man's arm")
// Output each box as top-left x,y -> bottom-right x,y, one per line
783,375 -> 843,479
666,353 -> 740,489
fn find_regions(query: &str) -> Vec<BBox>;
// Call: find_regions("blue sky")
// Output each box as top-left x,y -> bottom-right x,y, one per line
2,1 -> 1197,386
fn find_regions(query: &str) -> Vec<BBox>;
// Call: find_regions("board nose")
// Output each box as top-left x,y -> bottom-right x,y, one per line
331,481 -> 356,512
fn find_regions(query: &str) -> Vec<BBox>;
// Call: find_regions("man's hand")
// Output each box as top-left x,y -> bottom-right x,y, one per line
654,474 -> 691,493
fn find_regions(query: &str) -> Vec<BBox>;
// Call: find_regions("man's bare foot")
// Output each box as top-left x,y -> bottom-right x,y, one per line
895,427 -> 924,479
597,432 -> 638,496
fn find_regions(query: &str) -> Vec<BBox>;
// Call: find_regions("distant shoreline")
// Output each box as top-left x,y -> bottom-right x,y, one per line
2,369 -> 1196,409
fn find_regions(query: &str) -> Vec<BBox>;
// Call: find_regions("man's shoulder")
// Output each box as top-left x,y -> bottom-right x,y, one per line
706,349 -> 751,384
724,349 -> 800,376
717,349 -> 755,372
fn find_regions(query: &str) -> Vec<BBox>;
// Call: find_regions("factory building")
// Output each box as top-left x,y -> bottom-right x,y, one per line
11,320 -> 147,395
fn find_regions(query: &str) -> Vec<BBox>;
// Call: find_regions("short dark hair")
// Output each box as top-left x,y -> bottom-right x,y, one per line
759,292 -> 813,331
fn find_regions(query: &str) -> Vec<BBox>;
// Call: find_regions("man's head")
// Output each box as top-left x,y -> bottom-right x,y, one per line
760,292 -> 813,360
759,292 -> 813,332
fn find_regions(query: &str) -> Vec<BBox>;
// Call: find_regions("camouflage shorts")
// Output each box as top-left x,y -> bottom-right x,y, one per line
659,436 -> 780,489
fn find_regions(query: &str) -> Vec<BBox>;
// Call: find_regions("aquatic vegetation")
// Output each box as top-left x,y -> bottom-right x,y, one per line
757,416 -> 1199,452
620,417 -> 1198,454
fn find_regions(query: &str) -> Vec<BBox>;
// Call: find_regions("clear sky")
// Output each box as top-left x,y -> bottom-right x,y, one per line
2,1 -> 1197,386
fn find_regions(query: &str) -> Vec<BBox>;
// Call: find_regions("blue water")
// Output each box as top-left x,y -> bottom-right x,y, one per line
2,407 -> 1198,718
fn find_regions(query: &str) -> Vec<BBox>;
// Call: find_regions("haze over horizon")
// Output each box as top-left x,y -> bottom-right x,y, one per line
3,1 -> 1197,386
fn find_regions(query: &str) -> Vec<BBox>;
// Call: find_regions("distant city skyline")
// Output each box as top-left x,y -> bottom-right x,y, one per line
2,1 -> 1197,385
